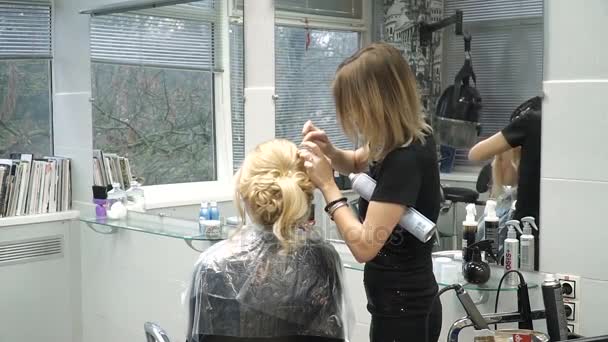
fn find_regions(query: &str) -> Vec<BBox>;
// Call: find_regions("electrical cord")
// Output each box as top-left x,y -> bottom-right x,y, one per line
493,270 -> 526,330
426,284 -> 461,342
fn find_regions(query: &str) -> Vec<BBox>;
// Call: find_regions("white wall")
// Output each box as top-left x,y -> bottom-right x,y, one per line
541,0 -> 608,337
0,220 -> 80,342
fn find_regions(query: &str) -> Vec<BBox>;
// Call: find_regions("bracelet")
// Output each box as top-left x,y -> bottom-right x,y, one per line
324,197 -> 347,213
328,201 -> 349,221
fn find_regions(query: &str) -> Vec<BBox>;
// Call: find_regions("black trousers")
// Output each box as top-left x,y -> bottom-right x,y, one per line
369,299 -> 442,342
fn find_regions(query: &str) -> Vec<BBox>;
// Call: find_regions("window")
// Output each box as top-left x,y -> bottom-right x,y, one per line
89,1 -> 225,185
275,27 -> 360,150
235,0 -> 363,19
443,0 -> 543,164
229,23 -> 244,172
0,1 -> 52,157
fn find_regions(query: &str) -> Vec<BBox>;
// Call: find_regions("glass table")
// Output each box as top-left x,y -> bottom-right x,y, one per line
343,256 -> 539,292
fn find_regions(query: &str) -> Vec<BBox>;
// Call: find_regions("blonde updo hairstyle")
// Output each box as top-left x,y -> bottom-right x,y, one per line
234,139 -> 314,249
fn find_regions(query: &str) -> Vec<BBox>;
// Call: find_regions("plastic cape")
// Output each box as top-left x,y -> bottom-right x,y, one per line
186,224 -> 353,341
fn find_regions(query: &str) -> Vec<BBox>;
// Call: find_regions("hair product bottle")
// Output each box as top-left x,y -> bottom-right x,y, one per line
483,200 -> 499,262
504,220 -> 522,286
349,173 -> 436,242
542,274 -> 569,341
520,216 -> 539,272
462,203 -> 478,263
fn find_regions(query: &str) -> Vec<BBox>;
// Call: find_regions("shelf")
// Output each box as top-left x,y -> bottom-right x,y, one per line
343,257 -> 539,292
0,210 -> 80,228
80,211 -> 230,243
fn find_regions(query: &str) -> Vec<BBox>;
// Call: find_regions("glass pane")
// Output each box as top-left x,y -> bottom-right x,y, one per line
0,60 -> 52,157
92,63 -> 216,185
275,27 -> 359,150
229,24 -> 245,172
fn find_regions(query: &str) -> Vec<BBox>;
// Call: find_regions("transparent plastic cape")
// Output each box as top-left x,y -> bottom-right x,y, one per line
186,224 -> 353,341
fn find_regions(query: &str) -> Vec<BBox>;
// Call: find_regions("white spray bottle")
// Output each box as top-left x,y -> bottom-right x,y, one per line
504,220 -> 523,285
348,173 -> 436,242
520,216 -> 539,272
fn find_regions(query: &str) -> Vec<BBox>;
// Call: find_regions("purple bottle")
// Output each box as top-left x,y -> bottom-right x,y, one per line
92,185 -> 109,219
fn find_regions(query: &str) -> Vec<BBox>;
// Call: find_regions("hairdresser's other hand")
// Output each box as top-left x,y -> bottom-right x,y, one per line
301,120 -> 337,159
299,141 -> 335,192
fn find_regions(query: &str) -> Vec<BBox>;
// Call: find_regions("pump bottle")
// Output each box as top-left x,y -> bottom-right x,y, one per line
462,203 -> 478,263
520,216 -> 539,272
483,200 -> 500,261
504,220 -> 522,286
349,173 -> 436,242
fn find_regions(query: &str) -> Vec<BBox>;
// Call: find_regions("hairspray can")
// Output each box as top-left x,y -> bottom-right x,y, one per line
542,274 -> 569,341
349,173 -> 436,242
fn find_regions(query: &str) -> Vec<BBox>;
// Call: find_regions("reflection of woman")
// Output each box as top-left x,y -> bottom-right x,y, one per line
299,43 -> 442,342
187,140 -> 348,342
469,97 -> 541,269
476,149 -> 519,264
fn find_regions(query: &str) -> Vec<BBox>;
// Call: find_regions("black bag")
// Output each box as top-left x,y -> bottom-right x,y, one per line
434,58 -> 482,148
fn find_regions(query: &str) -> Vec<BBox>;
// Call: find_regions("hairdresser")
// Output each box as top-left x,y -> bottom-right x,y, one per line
469,96 -> 542,269
298,43 -> 442,342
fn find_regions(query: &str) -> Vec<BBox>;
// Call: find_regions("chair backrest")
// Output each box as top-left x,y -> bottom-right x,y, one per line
195,335 -> 344,342
144,322 -> 170,342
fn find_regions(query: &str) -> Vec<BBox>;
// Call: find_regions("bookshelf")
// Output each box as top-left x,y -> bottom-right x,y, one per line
80,211 -> 230,250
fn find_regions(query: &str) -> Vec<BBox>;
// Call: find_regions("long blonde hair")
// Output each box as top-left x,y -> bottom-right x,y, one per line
234,139 -> 314,249
333,42 -> 431,161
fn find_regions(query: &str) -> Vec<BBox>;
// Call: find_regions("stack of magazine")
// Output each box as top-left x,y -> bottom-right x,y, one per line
0,153 -> 72,218
93,150 -> 133,190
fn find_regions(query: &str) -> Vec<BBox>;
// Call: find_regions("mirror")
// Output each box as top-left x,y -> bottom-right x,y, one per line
371,0 -> 544,268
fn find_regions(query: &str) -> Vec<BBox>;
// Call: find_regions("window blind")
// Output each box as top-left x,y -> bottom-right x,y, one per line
230,23 -> 244,172
235,0 -> 362,19
0,0 -> 52,58
443,0 -> 543,165
90,0 -> 224,71
275,26 -> 360,150
445,0 -> 542,22
371,0 -> 385,42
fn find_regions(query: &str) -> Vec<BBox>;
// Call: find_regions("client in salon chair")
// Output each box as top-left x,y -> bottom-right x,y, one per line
186,139 -> 350,342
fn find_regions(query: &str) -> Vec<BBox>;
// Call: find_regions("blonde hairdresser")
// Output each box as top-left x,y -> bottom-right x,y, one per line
300,43 -> 443,342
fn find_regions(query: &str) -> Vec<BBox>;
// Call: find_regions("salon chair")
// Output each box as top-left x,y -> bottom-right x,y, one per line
439,163 -> 491,249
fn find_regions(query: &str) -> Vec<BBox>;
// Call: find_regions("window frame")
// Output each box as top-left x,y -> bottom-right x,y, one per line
85,1 -> 235,209
143,0 -> 374,209
0,0 -> 54,158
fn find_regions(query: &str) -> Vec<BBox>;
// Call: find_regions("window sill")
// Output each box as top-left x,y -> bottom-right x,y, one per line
0,210 -> 80,228
142,181 -> 235,210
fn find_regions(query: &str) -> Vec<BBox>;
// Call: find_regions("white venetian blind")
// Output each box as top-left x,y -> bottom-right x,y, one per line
443,0 -> 543,164
89,0 -> 224,71
275,26 -> 360,150
230,23 -> 244,172
0,0 -> 52,58
236,0 -> 363,19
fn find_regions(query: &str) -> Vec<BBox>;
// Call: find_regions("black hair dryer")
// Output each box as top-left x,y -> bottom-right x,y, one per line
462,240 -> 495,285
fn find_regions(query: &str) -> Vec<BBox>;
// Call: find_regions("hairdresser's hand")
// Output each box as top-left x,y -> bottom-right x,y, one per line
301,120 -> 337,159
299,141 -> 336,192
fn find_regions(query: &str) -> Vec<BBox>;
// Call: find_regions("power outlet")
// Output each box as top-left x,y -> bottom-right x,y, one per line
568,323 -> 579,335
557,274 -> 580,299
564,301 -> 577,321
